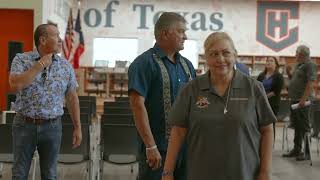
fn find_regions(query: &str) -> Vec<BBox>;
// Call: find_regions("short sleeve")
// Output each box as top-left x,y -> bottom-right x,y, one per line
128,56 -> 153,97
168,84 -> 192,127
67,63 -> 78,92
10,54 -> 25,75
306,62 -> 317,81
255,81 -> 277,127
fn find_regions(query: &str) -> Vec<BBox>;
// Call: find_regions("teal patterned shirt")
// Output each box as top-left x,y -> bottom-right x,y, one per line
10,50 -> 78,119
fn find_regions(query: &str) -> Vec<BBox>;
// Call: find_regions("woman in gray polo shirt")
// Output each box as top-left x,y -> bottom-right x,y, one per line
162,32 -> 276,180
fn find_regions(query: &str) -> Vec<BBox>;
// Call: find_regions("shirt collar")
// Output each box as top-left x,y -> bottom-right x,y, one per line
33,49 -> 59,62
153,43 -> 182,63
198,70 -> 246,91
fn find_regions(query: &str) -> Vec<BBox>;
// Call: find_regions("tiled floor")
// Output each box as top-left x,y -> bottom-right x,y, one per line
1,124 -> 320,180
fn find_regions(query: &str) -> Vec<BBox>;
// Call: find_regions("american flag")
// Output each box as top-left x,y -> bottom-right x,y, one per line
62,9 -> 74,60
71,9 -> 85,69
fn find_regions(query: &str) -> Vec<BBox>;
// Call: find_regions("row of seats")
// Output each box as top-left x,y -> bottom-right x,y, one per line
0,96 -> 138,179
100,98 -> 137,177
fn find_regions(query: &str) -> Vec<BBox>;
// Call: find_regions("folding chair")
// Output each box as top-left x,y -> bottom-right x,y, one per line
308,100 -> 320,166
278,99 -> 291,151
6,93 -> 16,110
0,124 -> 13,178
58,123 -> 93,179
104,101 -> 130,108
62,113 -> 91,124
100,123 -> 138,179
104,107 -> 132,114
1,111 -> 16,124
63,107 -> 91,117
100,114 -> 134,125
79,96 -> 97,114
80,100 -> 97,116
115,96 -> 129,102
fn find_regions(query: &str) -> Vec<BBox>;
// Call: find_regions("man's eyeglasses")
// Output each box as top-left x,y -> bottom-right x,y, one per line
41,68 -> 47,81
35,57 -> 48,83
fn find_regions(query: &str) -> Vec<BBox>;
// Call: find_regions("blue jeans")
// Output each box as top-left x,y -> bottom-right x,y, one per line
12,114 -> 62,180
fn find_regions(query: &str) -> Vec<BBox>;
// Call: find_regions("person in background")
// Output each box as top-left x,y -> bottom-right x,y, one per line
9,24 -> 82,179
257,56 -> 284,139
128,12 -> 196,180
235,60 -> 250,75
282,45 -> 317,161
162,32 -> 275,180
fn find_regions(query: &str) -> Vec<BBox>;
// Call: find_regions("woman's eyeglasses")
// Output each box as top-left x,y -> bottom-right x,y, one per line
208,50 -> 234,59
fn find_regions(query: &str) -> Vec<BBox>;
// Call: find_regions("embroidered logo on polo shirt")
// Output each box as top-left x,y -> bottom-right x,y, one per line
196,96 -> 210,108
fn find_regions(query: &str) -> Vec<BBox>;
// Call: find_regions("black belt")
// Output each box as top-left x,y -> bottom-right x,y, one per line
24,116 -> 58,124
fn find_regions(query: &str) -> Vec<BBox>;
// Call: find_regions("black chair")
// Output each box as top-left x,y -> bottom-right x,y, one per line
6,93 -> 16,110
277,99 -> 291,122
104,107 -> 132,114
0,124 -> 13,178
100,123 -> 138,178
2,111 -> 16,124
80,100 -> 95,115
63,107 -> 91,116
0,116 -> 37,179
58,123 -> 93,179
62,113 -> 90,124
79,96 -> 97,115
309,101 -> 320,162
0,124 -> 13,163
104,101 -> 130,108
115,96 -> 129,102
100,114 -> 134,125
279,99 -> 292,151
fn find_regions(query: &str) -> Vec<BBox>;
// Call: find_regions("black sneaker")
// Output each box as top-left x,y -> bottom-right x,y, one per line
296,154 -> 311,161
282,149 -> 303,157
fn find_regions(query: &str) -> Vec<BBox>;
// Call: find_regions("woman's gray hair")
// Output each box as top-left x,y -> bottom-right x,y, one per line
154,12 -> 186,40
204,32 -> 236,55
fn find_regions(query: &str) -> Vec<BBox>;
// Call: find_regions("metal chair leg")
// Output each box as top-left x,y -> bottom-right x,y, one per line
32,150 -> 39,180
0,163 -> 3,178
99,160 -> 104,180
284,123 -> 290,152
282,125 -> 285,151
305,133 -> 312,166
317,137 -> 320,156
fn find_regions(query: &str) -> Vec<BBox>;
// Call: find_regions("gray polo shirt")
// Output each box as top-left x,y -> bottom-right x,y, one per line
288,60 -> 317,101
169,70 -> 276,180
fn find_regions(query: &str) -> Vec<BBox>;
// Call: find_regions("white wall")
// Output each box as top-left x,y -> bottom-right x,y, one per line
77,0 -> 320,66
42,0 -> 70,37
4,0 -> 317,66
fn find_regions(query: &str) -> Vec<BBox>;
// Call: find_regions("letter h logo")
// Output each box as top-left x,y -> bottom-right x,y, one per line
257,1 -> 299,52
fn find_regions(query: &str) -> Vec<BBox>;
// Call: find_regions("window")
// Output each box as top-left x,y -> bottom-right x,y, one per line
180,40 -> 198,69
153,39 -> 199,69
93,38 -> 138,67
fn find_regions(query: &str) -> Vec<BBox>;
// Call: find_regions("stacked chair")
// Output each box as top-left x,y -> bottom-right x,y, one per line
59,96 -> 96,179
0,112 -> 14,178
99,97 -> 138,179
